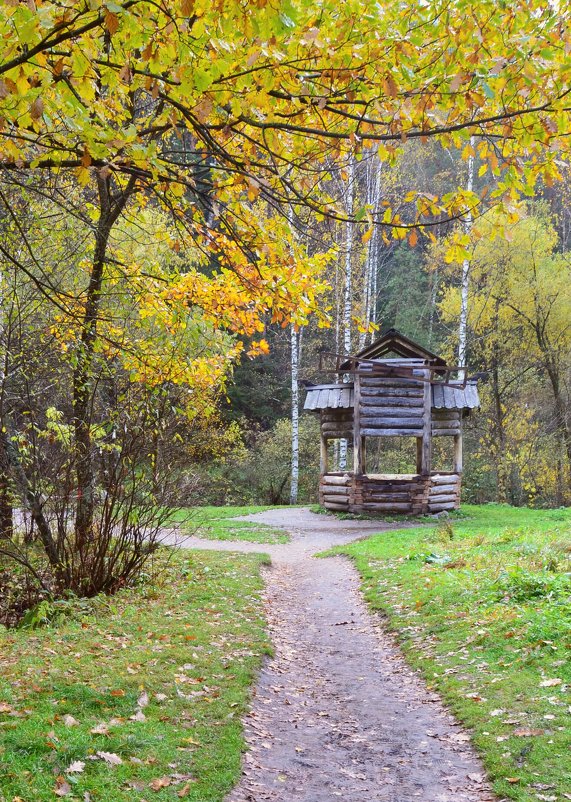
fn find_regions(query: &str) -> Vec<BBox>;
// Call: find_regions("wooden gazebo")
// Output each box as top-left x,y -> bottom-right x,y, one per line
303,330 -> 479,515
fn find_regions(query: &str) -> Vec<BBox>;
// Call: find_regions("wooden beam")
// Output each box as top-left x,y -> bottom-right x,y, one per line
353,373 -> 363,475
320,432 -> 328,475
421,366 -> 432,476
454,430 -> 463,473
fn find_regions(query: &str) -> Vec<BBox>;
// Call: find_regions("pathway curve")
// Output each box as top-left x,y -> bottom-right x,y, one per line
167,508 -> 496,802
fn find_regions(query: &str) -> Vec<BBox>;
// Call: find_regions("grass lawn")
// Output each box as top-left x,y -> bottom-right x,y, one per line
332,503 -> 571,802
169,505 -> 291,544
0,549 -> 270,802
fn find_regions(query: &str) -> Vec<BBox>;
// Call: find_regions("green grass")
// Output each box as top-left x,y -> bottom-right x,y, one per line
331,503 -> 571,801
170,505 -> 291,544
0,549 -> 271,802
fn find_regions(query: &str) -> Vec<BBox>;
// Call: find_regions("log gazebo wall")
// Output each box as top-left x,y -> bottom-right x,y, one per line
319,471 -> 462,514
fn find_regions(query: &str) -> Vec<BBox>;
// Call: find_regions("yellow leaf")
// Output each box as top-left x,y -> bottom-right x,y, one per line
361,227 -> 373,244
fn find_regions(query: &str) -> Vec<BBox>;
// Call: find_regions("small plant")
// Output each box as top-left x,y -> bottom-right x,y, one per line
435,519 -> 455,542
495,567 -> 571,603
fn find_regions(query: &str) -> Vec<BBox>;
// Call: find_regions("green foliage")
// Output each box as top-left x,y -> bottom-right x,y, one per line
198,417 -> 320,506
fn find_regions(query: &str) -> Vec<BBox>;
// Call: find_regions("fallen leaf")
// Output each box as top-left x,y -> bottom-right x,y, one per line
54,777 -> 72,797
138,691 -> 149,708
90,723 -> 109,735
96,751 -> 123,765
539,678 -> 562,687
62,715 -> 80,727
67,760 -> 85,774
110,689 -> 125,697
150,777 -> 171,791
506,777 -> 520,784
178,784 -> 192,798
130,710 -> 146,722
513,728 -> 544,737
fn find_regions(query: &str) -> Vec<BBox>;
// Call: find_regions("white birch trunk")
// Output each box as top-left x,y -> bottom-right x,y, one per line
458,135 -> 475,381
339,155 -> 355,471
290,324 -> 299,505
359,155 -> 382,349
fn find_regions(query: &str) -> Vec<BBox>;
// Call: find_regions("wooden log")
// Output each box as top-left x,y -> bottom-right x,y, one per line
320,485 -> 350,496
429,484 -> 458,496
361,385 -> 424,400
363,494 -> 419,501
428,501 -> 458,511
360,406 -> 424,418
361,427 -> 424,437
320,475 -> 351,486
432,428 -> 461,437
359,396 -> 423,408
321,426 -> 353,436
432,409 -> 461,418
362,502 -> 413,511
428,490 -> 458,504
360,415 -> 423,426
431,473 -> 459,485
360,378 -> 424,389
324,501 -> 350,511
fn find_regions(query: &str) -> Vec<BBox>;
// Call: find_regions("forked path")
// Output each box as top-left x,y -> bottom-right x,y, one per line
172,508 -> 496,802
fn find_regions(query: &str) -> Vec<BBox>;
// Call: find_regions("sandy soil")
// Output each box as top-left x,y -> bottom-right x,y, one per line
168,508 -> 497,802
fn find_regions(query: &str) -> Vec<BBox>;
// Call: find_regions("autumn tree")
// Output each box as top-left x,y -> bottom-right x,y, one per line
438,205 -> 571,504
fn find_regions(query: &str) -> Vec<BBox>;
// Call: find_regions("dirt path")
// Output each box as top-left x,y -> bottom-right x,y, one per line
172,508 -> 496,802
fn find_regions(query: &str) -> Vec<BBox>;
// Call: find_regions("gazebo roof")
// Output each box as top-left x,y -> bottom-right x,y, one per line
303,382 -> 479,412
354,328 -> 448,366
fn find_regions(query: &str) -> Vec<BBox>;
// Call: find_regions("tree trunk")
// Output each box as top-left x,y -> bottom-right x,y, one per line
339,155 -> 355,471
73,173 -> 136,547
458,135 -> 475,381
490,350 -> 508,503
290,325 -> 300,505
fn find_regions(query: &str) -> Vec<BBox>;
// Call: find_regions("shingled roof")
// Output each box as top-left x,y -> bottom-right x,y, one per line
303,381 -> 479,412
353,329 -> 448,367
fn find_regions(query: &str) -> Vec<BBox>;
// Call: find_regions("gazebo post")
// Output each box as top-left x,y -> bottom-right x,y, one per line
420,366 -> 432,475
320,431 -> 328,475
353,373 -> 364,475
453,431 -> 463,474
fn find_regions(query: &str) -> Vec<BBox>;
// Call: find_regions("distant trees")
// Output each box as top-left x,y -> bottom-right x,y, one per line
439,205 -> 571,504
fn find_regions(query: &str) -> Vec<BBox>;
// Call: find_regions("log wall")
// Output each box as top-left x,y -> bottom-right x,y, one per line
431,409 -> 461,437
320,409 -> 353,441
319,471 -> 461,514
358,376 -> 424,437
